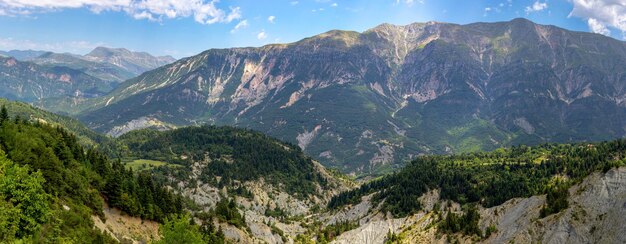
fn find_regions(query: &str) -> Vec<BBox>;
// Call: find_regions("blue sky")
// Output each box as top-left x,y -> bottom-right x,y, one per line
0,0 -> 623,58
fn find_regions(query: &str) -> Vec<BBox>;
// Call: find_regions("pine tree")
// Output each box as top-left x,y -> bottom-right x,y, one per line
0,105 -> 8,124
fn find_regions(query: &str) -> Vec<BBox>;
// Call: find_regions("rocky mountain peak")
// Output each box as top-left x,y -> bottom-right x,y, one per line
295,29 -> 361,49
509,17 -> 537,25
360,21 -> 450,66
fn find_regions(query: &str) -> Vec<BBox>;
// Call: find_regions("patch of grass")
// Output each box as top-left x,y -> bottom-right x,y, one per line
533,154 -> 548,164
125,159 -> 168,171
363,102 -> 377,112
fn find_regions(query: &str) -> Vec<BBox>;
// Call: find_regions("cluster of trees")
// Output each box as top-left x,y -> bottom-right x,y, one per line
231,185 -> 254,199
438,204 -> 481,237
0,149 -> 51,241
157,213 -> 225,244
317,220 -> 359,243
265,205 -> 287,220
292,219 -> 359,243
97,158 -> 184,221
110,125 -> 329,198
329,141 -> 626,221
211,198 -> 246,228
384,230 -> 401,244
0,106 -> 182,241
540,180 -> 569,218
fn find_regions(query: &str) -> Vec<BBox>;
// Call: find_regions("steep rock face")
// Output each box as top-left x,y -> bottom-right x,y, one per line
481,167 -> 626,244
77,19 -> 626,174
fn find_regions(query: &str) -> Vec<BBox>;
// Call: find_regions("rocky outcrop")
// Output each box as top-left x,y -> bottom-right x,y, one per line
332,212 -> 410,244
330,167 -> 626,244
106,116 -> 174,137
482,167 -> 626,244
92,204 -> 160,243
167,153 -> 352,244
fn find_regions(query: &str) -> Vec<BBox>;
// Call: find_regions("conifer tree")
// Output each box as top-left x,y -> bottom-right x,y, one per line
0,105 -> 8,124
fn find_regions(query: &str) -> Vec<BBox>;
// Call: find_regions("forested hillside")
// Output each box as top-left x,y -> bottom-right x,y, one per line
105,125 -> 330,198
329,140 -> 626,218
0,106 -> 183,242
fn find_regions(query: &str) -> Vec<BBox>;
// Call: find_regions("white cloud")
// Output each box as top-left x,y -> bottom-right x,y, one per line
395,0 -> 423,5
588,18 -> 611,35
290,1 -> 299,5
267,15 -> 275,23
0,0 -> 242,25
133,11 -> 156,21
484,5 -> 504,16
257,30 -> 267,40
569,0 -> 626,38
525,1 -> 548,13
0,37 -> 105,54
230,19 -> 248,33
331,3 -> 338,7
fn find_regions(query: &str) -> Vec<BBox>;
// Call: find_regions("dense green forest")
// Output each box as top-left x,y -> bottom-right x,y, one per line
0,106 -> 183,242
329,141 -> 625,217
104,126 -> 329,198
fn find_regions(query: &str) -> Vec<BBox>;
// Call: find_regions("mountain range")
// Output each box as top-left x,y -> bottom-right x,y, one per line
0,56 -> 116,102
0,47 -> 175,103
29,47 -> 176,83
62,18 -> 626,175
0,49 -> 48,60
